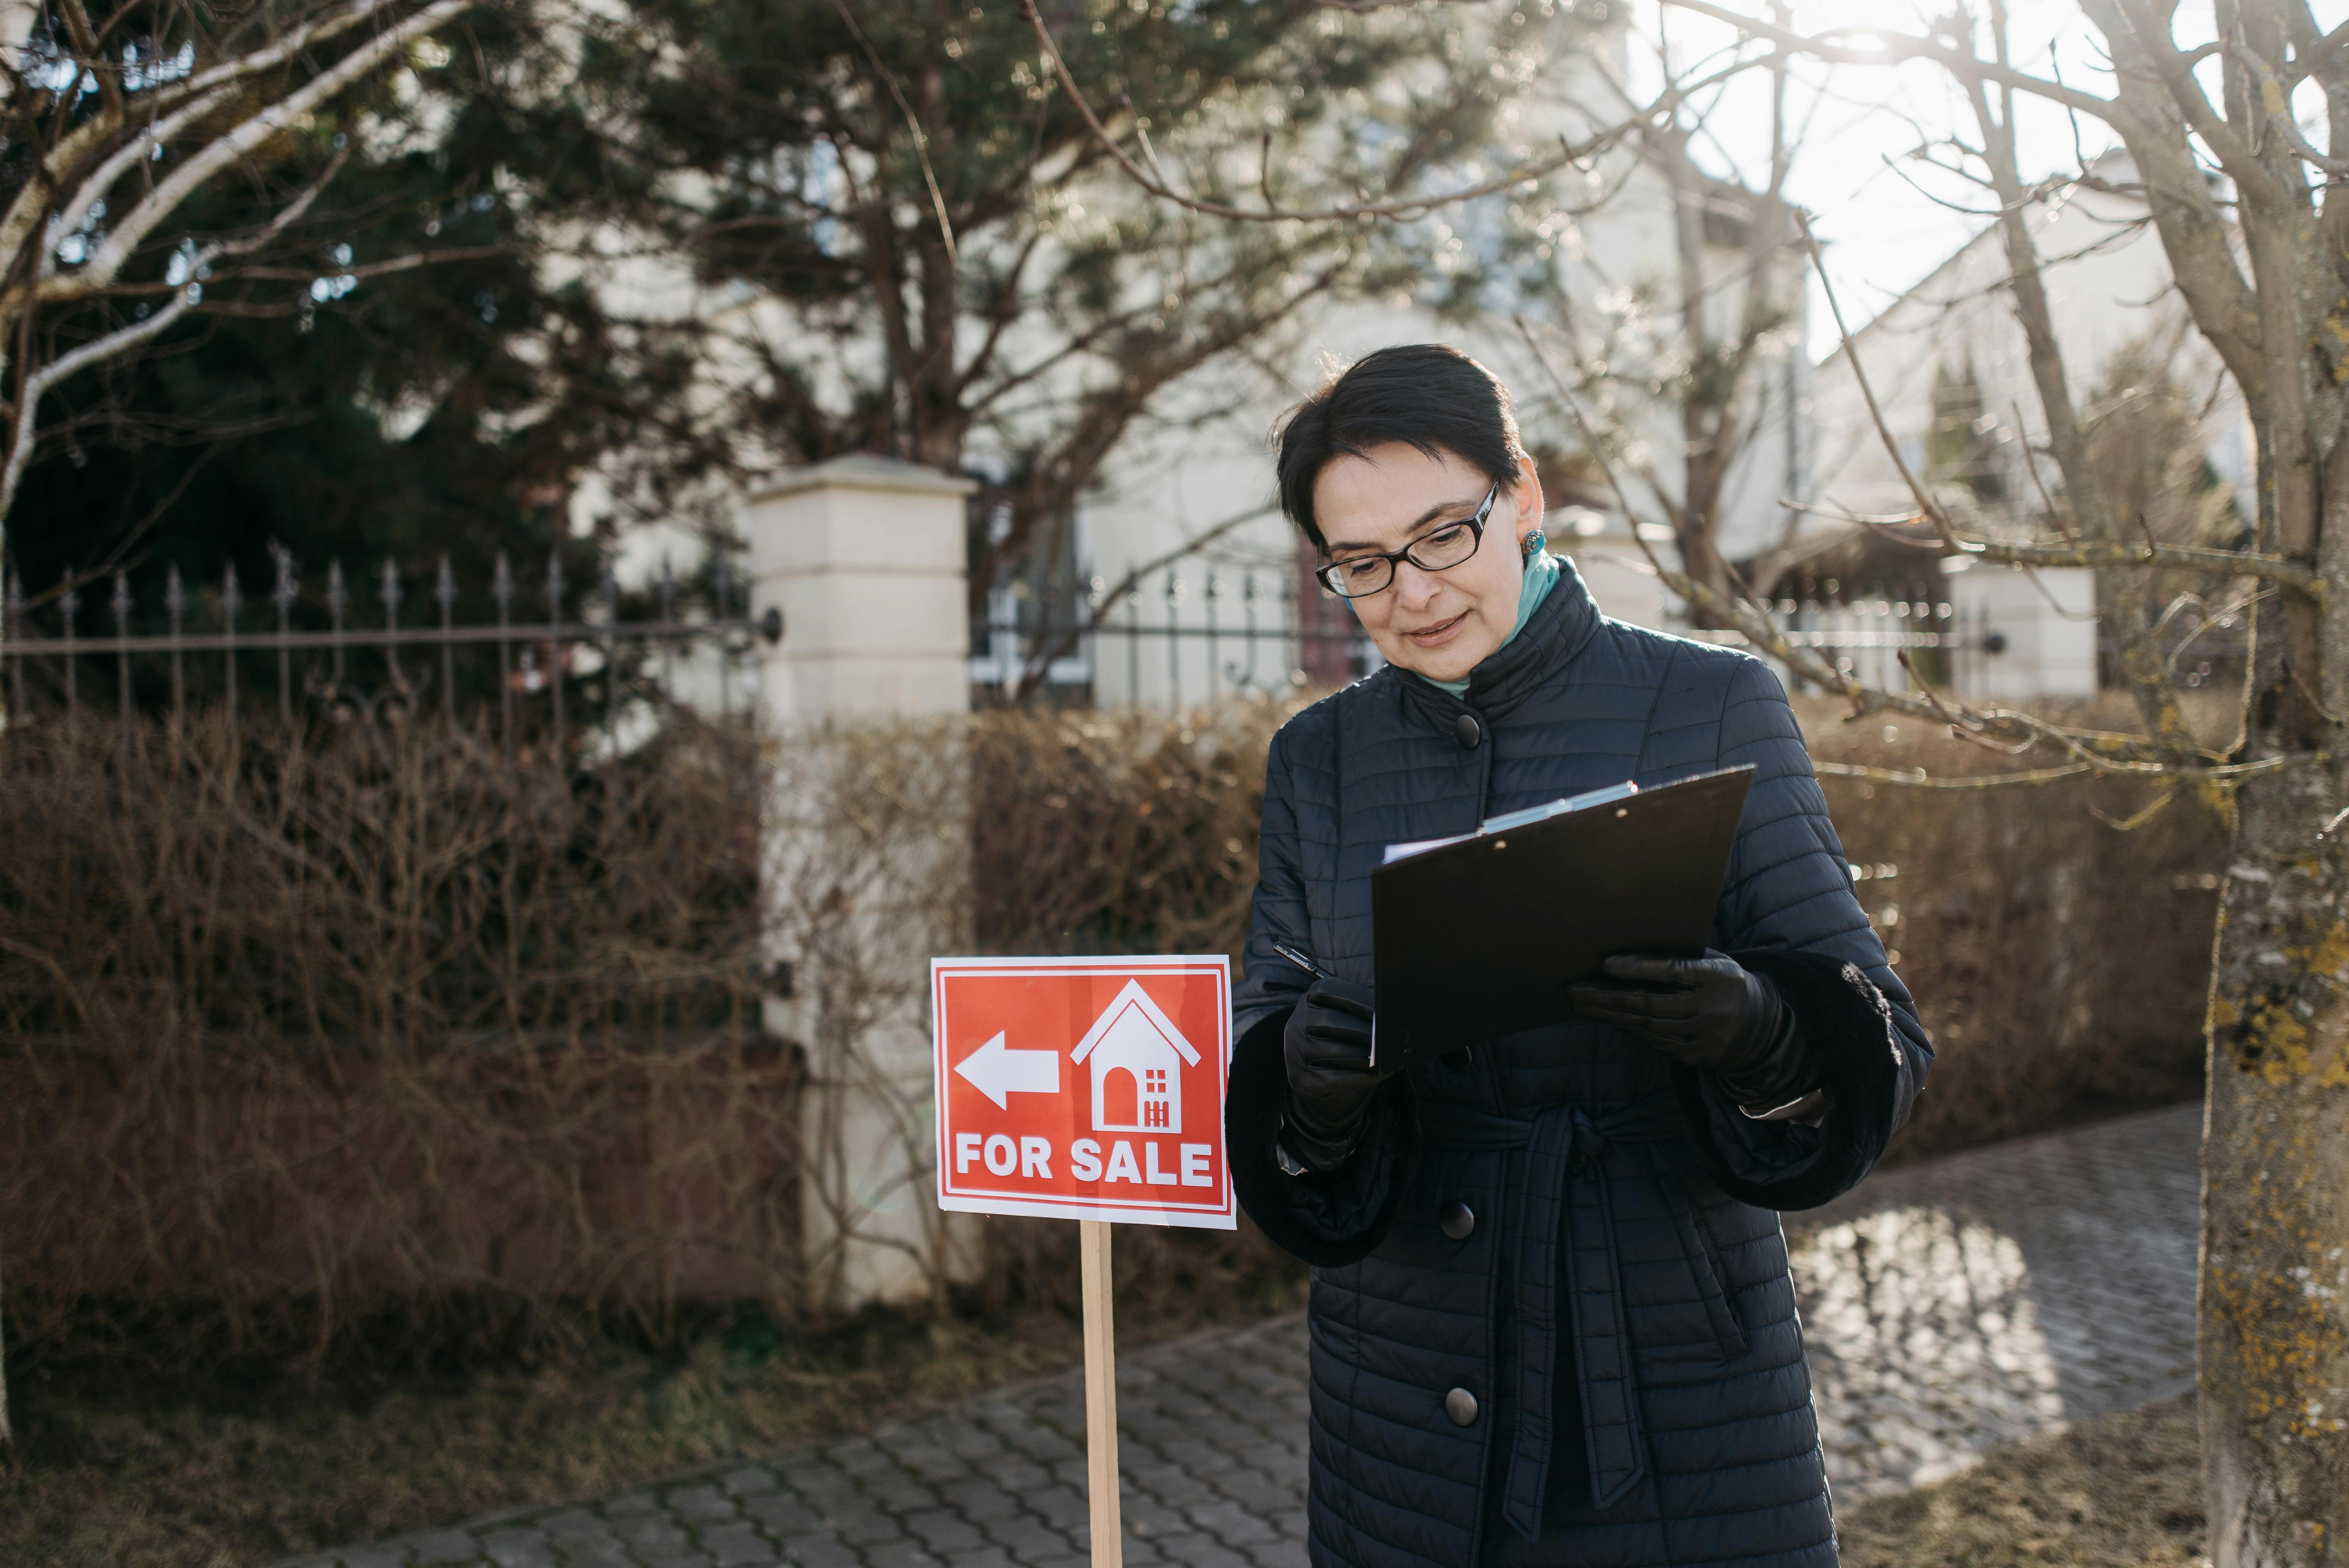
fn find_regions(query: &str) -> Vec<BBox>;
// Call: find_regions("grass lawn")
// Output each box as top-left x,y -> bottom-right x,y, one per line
1841,1395 -> 2206,1566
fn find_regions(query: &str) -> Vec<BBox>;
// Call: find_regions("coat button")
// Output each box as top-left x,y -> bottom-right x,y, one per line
1445,1387 -> 1479,1426
1453,713 -> 1482,749
1440,1201 -> 1476,1240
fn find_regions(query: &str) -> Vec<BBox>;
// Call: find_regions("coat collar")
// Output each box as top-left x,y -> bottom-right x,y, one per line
1392,553 -> 1606,730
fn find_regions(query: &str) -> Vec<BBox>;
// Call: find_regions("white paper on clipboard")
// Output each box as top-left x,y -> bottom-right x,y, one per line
1381,780 -> 1640,866
1382,831 -> 1477,865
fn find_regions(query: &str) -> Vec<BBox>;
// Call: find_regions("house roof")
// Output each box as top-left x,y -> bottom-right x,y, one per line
1808,148 -> 2172,368
1070,980 -> 1202,1067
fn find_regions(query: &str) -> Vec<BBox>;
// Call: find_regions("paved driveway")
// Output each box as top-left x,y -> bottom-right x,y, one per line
274,1103 -> 2202,1568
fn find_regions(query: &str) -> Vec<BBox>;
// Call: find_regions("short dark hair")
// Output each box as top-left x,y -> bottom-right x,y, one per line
1273,344 -> 1528,550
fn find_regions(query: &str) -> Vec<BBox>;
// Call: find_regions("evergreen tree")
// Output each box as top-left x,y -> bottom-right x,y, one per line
21,0 -> 1608,618
562,0 -> 1607,598
1925,353 -> 2005,504
10,3 -> 698,621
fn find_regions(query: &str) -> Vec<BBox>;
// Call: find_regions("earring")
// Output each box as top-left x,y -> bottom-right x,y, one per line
1521,531 -> 1543,557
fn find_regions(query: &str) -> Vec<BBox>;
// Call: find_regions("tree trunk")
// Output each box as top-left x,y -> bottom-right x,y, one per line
1665,2 -> 2349,1555
2203,759 -> 2349,1565
2200,351 -> 2349,1561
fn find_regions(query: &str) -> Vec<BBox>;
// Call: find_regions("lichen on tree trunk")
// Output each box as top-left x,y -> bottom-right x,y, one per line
2201,670 -> 2349,1565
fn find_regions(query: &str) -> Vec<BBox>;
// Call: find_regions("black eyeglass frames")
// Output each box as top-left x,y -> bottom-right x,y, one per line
1314,482 -> 1499,599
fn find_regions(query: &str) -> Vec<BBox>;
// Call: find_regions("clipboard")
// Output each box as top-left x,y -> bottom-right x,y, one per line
1367,765 -> 1754,1069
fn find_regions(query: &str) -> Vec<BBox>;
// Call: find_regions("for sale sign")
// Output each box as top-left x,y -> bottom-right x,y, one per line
930,955 -> 1235,1230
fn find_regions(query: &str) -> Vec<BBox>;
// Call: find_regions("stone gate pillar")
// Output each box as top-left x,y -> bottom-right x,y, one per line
741,455 -> 976,1311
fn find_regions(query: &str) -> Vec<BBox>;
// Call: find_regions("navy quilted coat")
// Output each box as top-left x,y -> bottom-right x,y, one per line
1226,558 -> 1929,1568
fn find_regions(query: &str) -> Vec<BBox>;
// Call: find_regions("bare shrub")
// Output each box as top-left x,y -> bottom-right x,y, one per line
1795,694 -> 2223,1162
966,701 -> 1311,1324
0,713 -> 789,1368
972,702 -> 1297,959
0,690 -> 2220,1370
971,693 -> 2219,1175
965,693 -> 2221,1186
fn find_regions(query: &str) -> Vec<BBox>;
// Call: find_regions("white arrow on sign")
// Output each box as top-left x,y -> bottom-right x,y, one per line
954,1030 -> 1060,1110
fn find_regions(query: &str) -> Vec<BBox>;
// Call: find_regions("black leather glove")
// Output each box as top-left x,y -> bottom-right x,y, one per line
1568,950 -> 1813,1107
1280,975 -> 1392,1171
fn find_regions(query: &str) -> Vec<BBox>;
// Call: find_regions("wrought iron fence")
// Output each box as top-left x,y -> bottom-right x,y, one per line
2,550 -> 780,755
970,562 -> 1379,706
1768,583 -> 2250,699
971,567 -> 2021,706
9,554 -> 2087,732
1761,586 -> 1984,694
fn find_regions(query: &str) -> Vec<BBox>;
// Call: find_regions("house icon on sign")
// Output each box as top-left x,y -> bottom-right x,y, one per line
1070,980 -> 1200,1134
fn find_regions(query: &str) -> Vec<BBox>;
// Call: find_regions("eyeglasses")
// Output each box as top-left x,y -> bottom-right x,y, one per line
1315,482 -> 1498,599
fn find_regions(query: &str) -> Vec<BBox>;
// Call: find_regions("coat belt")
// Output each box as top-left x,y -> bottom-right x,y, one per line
1418,1090 -> 1689,1539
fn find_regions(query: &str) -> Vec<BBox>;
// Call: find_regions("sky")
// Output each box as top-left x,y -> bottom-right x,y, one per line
1624,0 -> 2349,357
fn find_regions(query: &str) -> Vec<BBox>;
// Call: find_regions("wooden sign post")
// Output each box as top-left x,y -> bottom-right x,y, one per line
1079,1219 -> 1122,1568
930,957 -> 1235,1568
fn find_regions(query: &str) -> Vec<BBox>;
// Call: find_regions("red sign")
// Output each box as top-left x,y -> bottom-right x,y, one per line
930,956 -> 1234,1230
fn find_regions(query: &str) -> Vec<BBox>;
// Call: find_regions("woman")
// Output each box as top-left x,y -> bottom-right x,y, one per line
1226,344 -> 1928,1568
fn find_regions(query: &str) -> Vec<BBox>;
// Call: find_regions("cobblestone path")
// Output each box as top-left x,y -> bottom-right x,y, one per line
274,1103 -> 2201,1568
1792,1103 -> 2199,1498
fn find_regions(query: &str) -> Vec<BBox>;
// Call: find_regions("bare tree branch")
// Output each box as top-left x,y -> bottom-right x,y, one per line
41,86 -> 240,269
1,295 -> 199,517
1020,0 -> 1734,225
1515,313 -> 2319,785
224,244 -> 522,282
1660,0 -> 2112,116
37,0 -> 474,305
0,0 -> 429,288
2,149 -> 348,517
150,0 -> 421,116
1786,498 -> 2320,592
824,0 -> 957,269
1795,210 -> 1969,554
2228,41 -> 2349,176
1813,760 -> 2098,786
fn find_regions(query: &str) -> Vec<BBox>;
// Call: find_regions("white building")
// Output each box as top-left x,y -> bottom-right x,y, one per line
1795,148 -> 2255,699
1809,152 -> 2249,517
1941,559 -> 2099,699
581,17 -> 1807,710
1801,151 -> 2251,697
1027,37 -> 1808,704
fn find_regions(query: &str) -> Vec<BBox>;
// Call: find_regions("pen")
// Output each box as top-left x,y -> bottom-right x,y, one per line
1275,941 -> 1376,1066
1273,942 -> 1329,980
